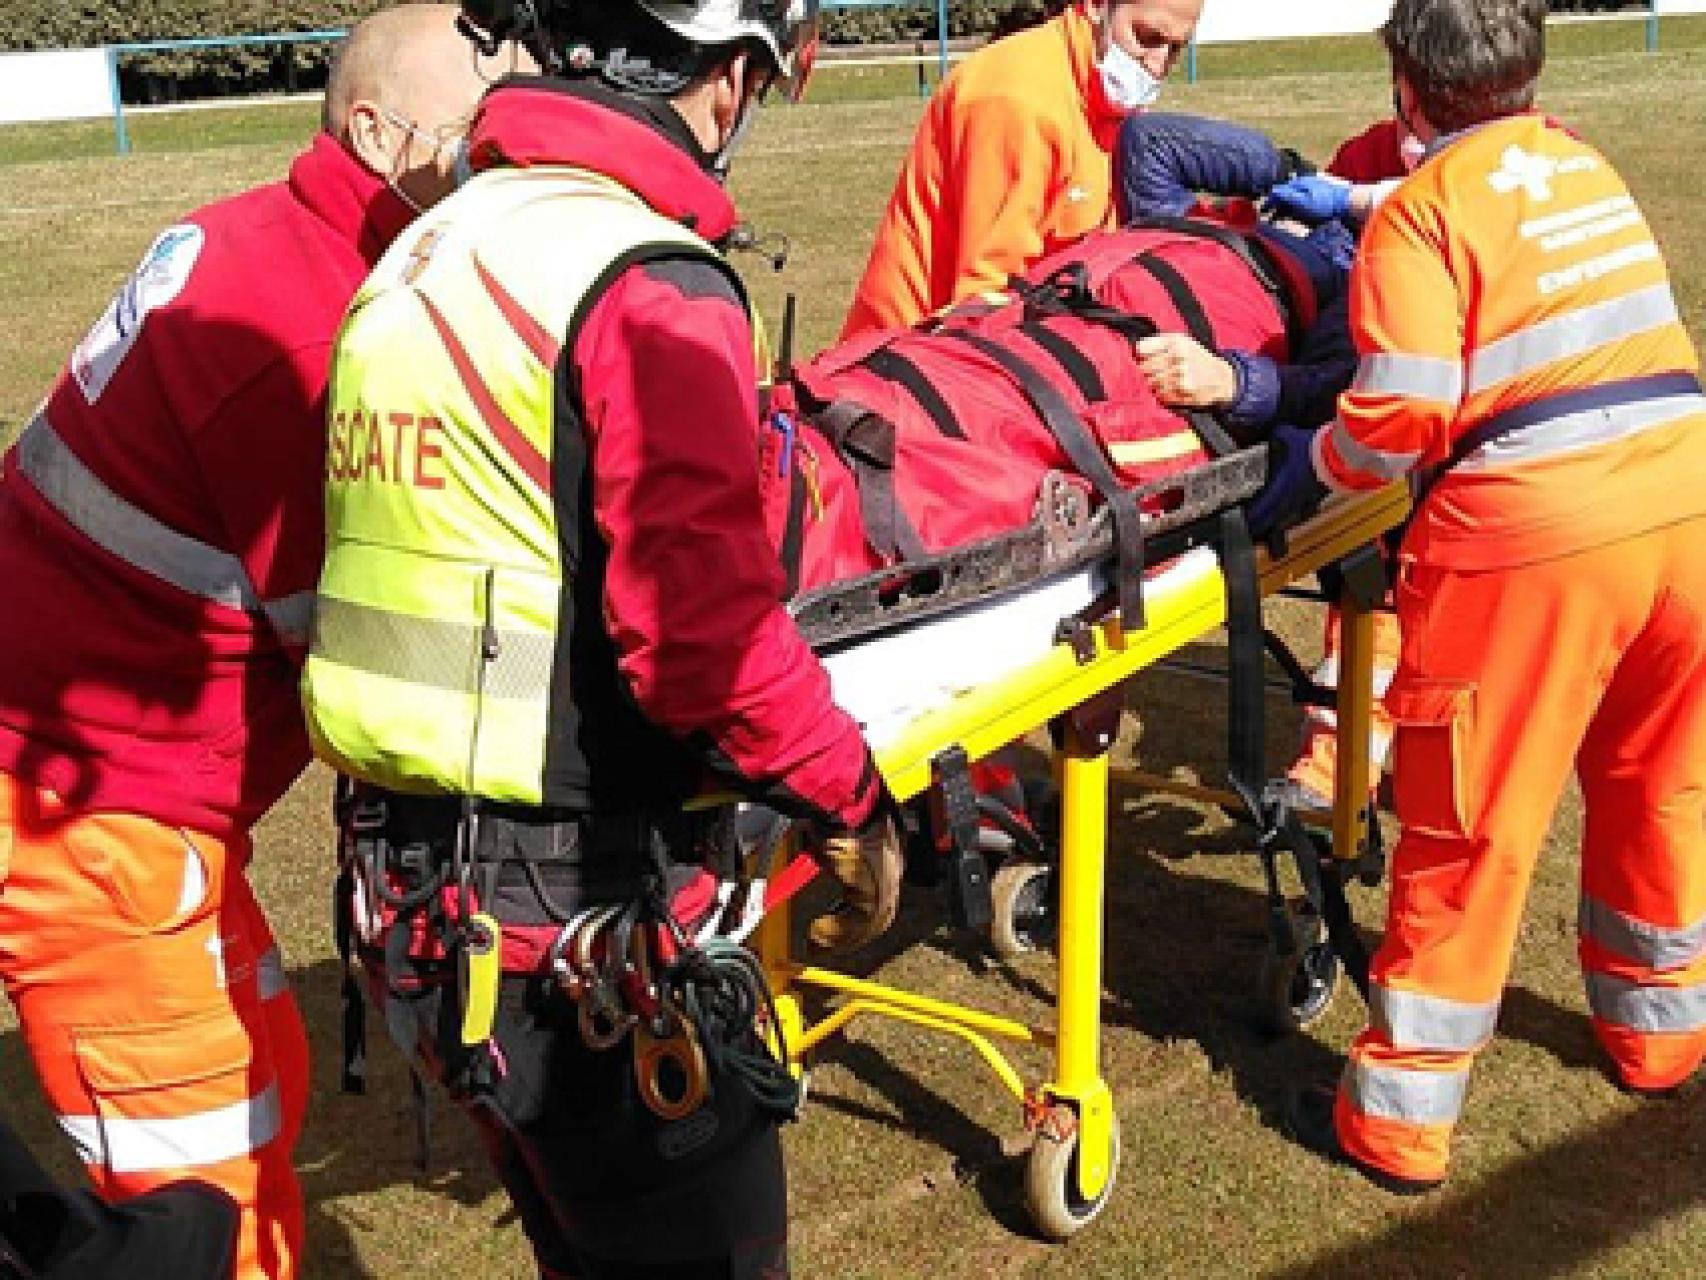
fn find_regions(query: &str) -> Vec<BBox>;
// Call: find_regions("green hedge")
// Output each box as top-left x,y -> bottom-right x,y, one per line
0,1 -> 1657,102
0,1 -> 389,103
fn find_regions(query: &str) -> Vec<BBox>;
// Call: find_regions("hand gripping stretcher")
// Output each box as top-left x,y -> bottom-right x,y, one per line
746,452 -> 1412,1240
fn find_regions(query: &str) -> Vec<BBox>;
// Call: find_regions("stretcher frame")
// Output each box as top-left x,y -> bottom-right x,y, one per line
753,482 -> 1411,1238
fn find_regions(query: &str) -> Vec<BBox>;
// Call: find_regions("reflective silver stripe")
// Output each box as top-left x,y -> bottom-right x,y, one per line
58,1082 -> 283,1175
1586,972 -> 1706,1034
1353,352 -> 1464,404
256,945 -> 289,1001
1370,984 -> 1501,1052
262,593 -> 316,648
1457,393 -> 1706,472
1342,1059 -> 1469,1126
1327,417 -> 1422,482
1467,284 -> 1679,394
17,412 -> 308,638
1581,896 -> 1706,971
311,595 -> 554,700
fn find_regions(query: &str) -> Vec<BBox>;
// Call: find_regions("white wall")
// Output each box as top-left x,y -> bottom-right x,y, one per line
1655,1 -> 1706,15
0,48 -> 115,125
1195,0 -> 1393,45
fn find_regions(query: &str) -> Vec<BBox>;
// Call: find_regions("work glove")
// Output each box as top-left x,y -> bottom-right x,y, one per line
807,801 -> 905,957
1246,424 -> 1329,538
1265,173 -> 1353,224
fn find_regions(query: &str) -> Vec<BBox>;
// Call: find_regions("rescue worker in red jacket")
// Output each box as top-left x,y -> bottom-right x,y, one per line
1258,0 -> 1706,1192
0,9 -> 512,1278
841,0 -> 1204,339
300,2 -> 894,1274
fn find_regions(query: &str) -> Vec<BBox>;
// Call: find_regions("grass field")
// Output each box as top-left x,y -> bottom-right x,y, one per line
3,17 -> 1706,1280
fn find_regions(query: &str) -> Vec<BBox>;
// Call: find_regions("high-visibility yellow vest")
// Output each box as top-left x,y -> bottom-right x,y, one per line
302,165 -> 741,802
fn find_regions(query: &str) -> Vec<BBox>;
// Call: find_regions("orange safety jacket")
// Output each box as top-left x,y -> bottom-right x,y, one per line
1315,113 -> 1706,570
840,4 -> 1125,339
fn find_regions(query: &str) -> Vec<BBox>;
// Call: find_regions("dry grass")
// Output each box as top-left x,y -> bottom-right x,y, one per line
3,23 -> 1706,1280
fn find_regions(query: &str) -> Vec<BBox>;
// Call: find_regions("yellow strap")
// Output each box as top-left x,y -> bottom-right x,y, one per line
1105,431 -> 1204,467
459,911 -> 503,1046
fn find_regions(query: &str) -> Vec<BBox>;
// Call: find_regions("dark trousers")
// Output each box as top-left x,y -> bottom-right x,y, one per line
365,798 -> 788,1279
390,974 -> 789,1279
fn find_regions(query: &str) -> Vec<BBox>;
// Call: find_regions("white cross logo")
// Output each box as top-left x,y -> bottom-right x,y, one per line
1488,145 -> 1561,201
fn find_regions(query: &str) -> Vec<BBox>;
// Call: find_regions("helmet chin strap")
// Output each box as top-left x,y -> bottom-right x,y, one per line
711,95 -> 758,183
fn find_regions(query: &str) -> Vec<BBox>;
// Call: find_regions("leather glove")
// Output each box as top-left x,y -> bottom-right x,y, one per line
1246,424 -> 1329,538
807,801 -> 904,956
1265,173 -> 1353,224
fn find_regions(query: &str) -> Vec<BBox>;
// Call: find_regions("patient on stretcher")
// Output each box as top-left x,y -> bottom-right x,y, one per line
763,114 -> 1360,600
782,115 -> 1376,954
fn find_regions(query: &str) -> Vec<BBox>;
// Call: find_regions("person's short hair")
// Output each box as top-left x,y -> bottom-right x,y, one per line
1381,0 -> 1547,135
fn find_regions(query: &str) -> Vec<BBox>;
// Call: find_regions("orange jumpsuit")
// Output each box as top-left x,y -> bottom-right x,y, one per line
1315,113 -> 1706,1185
840,4 -> 1123,338
1284,119 -> 1412,809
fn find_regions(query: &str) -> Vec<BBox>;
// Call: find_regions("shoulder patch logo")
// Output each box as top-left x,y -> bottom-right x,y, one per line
1067,185 -> 1090,204
71,223 -> 206,403
1487,144 -> 1599,203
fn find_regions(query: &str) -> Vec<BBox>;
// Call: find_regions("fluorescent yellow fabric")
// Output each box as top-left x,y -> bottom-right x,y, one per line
303,166 -> 727,801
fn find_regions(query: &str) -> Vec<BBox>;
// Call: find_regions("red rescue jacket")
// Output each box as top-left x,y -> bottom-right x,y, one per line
0,136 -> 413,836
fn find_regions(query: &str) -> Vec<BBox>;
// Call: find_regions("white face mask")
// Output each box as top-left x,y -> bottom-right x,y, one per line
1399,130 -> 1427,173
1098,40 -> 1163,114
378,106 -> 473,211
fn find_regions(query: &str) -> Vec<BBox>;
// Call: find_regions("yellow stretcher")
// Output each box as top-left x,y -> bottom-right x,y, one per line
753,482 -> 1412,1240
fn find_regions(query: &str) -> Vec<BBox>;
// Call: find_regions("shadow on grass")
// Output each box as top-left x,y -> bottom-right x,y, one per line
1268,1089 -> 1706,1280
804,1039 -> 1034,1237
288,957 -> 508,1275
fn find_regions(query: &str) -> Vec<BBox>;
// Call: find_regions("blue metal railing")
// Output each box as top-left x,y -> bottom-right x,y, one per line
107,30 -> 345,154
94,3 -> 1680,154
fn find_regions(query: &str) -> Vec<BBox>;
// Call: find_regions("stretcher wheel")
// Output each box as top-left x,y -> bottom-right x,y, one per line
1024,1110 -> 1120,1240
987,860 -> 1057,960
1256,905 -> 1342,1035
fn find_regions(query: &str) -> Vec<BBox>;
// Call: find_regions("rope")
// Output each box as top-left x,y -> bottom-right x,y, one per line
667,938 -> 801,1121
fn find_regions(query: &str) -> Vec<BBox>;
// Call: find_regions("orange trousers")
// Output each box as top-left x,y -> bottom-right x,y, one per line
0,777 -> 307,1280
1335,518 -> 1706,1185
1286,604 -> 1402,807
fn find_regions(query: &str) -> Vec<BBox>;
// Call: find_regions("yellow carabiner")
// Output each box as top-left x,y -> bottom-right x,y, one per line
459,911 -> 503,1047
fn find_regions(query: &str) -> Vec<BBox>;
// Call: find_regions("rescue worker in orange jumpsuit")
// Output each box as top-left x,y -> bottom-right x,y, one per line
840,0 -> 1204,339
1121,105 -> 1418,816
1264,113 -> 1422,815
0,10 -> 517,1278
1257,0 -> 1706,1192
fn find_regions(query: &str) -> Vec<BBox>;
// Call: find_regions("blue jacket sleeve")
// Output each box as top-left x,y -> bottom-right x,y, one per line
1222,291 -> 1356,436
1115,113 -> 1299,223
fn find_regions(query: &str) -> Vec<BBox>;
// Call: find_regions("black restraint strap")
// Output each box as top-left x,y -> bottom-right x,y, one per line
1128,253 -> 1253,460
813,400 -> 928,562
777,451 -> 807,599
1133,252 -> 1217,350
1018,317 -> 1106,403
943,329 -> 1150,627
860,346 -> 966,439
333,861 -> 367,1096
1016,260 -> 1241,460
1217,508 -> 1266,804
1126,214 -> 1306,351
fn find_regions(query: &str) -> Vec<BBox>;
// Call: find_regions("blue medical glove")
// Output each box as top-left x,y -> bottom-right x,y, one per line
1246,424 -> 1329,537
1265,174 -> 1353,224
